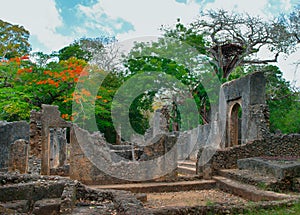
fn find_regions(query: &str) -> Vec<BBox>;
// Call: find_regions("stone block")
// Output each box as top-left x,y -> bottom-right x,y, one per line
8,139 -> 29,174
1,200 -> 31,213
32,198 -> 61,215
238,157 -> 300,180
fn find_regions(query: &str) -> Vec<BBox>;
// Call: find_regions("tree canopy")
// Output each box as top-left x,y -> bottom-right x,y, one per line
0,19 -> 31,59
163,10 -> 299,79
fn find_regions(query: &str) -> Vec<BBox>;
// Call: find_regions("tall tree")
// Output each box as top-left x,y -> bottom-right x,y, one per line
0,19 -> 31,59
164,10 -> 297,79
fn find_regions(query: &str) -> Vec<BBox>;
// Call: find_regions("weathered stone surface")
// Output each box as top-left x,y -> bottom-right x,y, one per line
8,139 -> 29,174
222,72 -> 269,147
30,110 -> 42,158
214,176 -> 291,202
32,198 -> 61,215
0,121 -> 29,171
0,182 -> 65,202
0,204 -> 16,214
40,105 -> 71,175
1,200 -> 30,213
238,157 -> 300,180
70,125 -> 178,184
60,183 -> 77,215
0,173 -> 151,214
198,134 -> 300,172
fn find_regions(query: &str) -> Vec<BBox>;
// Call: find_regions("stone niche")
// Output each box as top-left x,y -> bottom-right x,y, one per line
0,121 -> 29,171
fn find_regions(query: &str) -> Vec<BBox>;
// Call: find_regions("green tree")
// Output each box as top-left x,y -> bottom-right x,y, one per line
58,41 -> 91,61
163,10 -> 298,79
0,56 -> 36,121
231,65 -> 300,134
0,19 -> 31,59
125,25 -> 219,125
262,65 -> 300,133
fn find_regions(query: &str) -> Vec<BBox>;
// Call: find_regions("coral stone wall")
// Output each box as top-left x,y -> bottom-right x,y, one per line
197,134 -> 300,172
0,121 -> 29,171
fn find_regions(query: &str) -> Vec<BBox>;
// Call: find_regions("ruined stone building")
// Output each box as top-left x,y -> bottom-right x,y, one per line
0,71 -> 299,185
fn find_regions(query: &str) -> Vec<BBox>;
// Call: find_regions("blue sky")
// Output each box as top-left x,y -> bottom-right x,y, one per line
0,0 -> 299,85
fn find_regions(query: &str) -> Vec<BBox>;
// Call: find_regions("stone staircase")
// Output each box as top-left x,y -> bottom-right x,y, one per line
177,160 -> 197,176
89,159 -> 297,204
212,158 -> 300,202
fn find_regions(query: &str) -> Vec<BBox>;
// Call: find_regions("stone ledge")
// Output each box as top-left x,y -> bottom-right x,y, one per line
213,176 -> 292,201
90,180 -> 216,193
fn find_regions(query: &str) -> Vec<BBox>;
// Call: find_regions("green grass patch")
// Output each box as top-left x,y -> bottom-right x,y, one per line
245,201 -> 300,215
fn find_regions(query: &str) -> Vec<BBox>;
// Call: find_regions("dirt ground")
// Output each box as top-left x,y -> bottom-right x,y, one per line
144,189 -> 248,208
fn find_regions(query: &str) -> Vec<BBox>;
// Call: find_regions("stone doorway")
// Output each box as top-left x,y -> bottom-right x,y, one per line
49,128 -> 68,169
228,102 -> 242,147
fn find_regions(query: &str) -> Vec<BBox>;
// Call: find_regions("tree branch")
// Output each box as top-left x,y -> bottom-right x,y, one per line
242,53 -> 279,64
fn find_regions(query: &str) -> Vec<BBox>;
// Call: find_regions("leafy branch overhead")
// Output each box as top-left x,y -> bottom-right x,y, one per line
164,9 -> 299,79
0,19 -> 31,59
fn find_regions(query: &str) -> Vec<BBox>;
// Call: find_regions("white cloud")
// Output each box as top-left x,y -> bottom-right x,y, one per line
77,0 -> 201,40
203,0 -> 269,18
278,49 -> 300,87
0,0 -> 72,52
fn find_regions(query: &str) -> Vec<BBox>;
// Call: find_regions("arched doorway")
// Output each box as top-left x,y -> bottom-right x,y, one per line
229,103 -> 242,147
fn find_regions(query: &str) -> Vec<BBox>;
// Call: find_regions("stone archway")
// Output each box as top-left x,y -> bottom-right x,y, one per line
228,102 -> 242,147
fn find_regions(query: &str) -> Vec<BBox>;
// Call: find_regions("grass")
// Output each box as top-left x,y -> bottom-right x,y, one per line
205,200 -> 216,206
245,200 -> 300,215
257,182 -> 268,190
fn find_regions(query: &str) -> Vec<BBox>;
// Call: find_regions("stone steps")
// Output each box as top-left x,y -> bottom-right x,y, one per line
178,160 -> 196,176
177,166 -> 197,175
89,180 -> 216,193
213,176 -> 292,202
178,160 -> 196,168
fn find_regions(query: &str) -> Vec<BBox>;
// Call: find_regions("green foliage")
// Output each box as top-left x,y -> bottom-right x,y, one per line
58,42 -> 91,61
162,19 -> 208,55
124,28 -> 213,126
245,200 -> 300,214
129,92 -> 155,135
0,87 -> 34,121
262,65 -> 300,134
229,65 -> 300,134
0,19 -> 31,59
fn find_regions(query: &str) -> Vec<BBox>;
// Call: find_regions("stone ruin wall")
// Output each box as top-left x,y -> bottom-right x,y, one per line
197,134 -> 300,173
0,104 -> 179,184
70,125 -> 178,185
0,121 -> 29,172
29,110 -> 42,158
175,72 -> 270,162
1,70 -> 297,185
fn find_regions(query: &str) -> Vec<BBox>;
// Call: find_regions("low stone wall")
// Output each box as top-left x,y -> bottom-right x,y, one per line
197,134 -> 300,172
70,125 -> 178,185
30,110 -> 42,158
0,121 -> 29,171
177,124 -> 211,161
0,172 -> 146,214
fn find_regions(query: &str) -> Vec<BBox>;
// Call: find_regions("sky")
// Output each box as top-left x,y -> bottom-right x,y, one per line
0,0 -> 299,86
